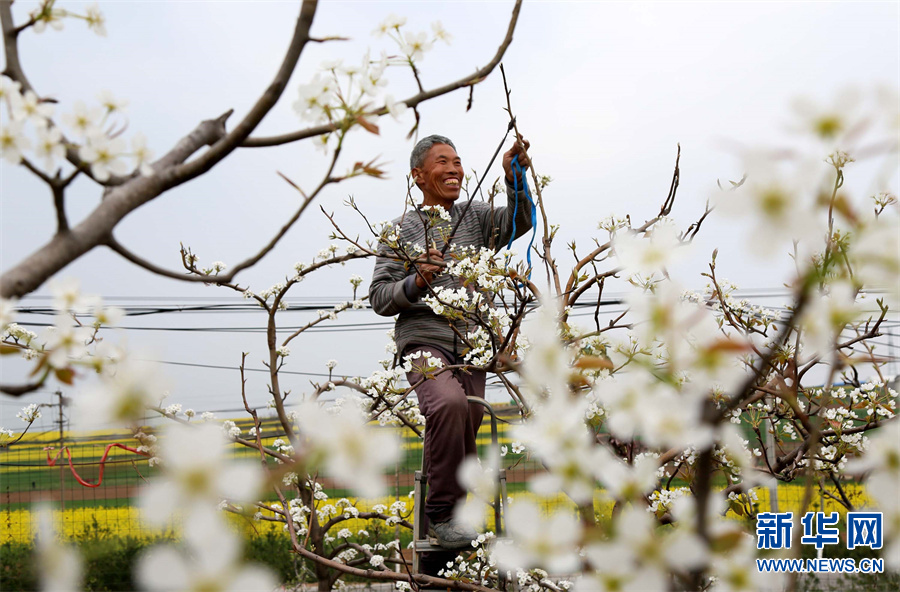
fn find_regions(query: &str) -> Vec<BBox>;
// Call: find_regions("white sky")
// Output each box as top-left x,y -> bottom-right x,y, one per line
1,1 -> 898,428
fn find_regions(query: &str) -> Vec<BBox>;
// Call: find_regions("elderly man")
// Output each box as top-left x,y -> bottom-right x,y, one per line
369,134 -> 532,550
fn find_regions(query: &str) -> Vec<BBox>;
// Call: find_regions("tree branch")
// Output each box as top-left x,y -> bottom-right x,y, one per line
0,2 -> 318,299
241,0 -> 523,148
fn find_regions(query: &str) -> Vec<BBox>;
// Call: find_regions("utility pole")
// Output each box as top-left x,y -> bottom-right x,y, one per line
56,390 -> 65,512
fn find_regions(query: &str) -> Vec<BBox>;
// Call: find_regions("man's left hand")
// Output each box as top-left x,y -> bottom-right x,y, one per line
503,136 -> 530,184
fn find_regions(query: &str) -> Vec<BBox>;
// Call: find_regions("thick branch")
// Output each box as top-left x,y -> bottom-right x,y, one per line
0,3 -> 317,299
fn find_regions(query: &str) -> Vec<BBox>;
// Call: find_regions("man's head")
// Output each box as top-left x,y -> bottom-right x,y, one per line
410,134 -> 463,208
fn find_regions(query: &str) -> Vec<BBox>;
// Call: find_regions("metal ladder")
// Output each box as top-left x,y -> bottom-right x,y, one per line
411,397 -> 511,587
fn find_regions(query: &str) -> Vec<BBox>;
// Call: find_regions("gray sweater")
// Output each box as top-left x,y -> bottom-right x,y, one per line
369,179 -> 534,358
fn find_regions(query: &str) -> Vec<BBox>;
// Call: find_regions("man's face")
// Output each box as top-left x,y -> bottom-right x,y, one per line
412,143 -> 463,207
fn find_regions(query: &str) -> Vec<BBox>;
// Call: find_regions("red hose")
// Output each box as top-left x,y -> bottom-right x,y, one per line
45,443 -> 150,488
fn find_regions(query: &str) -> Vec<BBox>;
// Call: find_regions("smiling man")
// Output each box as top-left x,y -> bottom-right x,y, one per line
369,134 -> 532,554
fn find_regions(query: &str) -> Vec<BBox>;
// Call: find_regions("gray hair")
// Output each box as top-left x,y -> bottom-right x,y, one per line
410,134 -> 457,170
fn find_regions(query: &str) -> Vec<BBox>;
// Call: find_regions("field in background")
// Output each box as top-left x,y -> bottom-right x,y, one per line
1,408 -> 873,544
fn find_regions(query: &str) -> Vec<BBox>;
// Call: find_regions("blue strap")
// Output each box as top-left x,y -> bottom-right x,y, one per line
506,155 -> 537,279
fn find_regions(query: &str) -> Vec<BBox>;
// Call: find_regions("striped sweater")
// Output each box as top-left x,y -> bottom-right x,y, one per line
369,179 -> 534,358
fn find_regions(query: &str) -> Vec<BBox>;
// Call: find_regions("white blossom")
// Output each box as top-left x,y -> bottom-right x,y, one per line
73,358 -> 169,429
17,403 -> 42,423
78,130 -> 130,182
713,154 -> 825,255
383,94 -> 408,121
431,21 -> 452,44
62,101 -> 103,138
295,401 -> 400,498
613,218 -> 685,277
30,5 -> 67,33
293,75 -> 336,123
139,423 -> 264,526
10,90 -> 53,126
0,75 -> 22,104
798,280 -> 861,357
0,120 -> 31,164
0,298 -> 16,332
131,132 -> 155,176
492,500 -> 582,574
84,3 -> 107,36
137,506 -> 277,592
373,13 -> 406,37
96,90 -> 128,114
34,126 -> 65,172
34,505 -> 83,592
401,31 -> 433,61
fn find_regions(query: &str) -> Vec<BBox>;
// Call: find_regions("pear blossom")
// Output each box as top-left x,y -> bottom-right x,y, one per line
17,403 -> 42,423
139,423 -> 263,525
30,5 -> 67,33
578,543 -> 668,592
0,298 -> 15,331
797,280 -> 861,357
848,213 -> 900,295
33,126 -> 65,172
513,394 -> 596,504
78,130 -> 130,182
0,75 -> 22,104
0,120 -> 32,164
383,94 -> 408,121
11,90 -> 54,125
73,358 -> 169,429
49,277 -> 95,314
519,298 -> 570,401
91,303 -> 124,328
455,448 -> 500,527
44,318 -> 94,368
34,506 -> 83,592
293,75 -> 336,123
613,218 -> 685,277
713,154 -> 825,255
5,323 -> 37,346
295,401 -> 400,498
431,21 -> 452,44
402,31 -> 433,61
708,534 -> 785,592
84,3 -> 107,37
97,90 -> 127,114
373,13 -> 406,37
62,101 -> 103,138
131,132 -> 155,176
360,55 -> 389,96
592,446 -> 658,501
491,500 -> 582,574
790,88 -> 862,142
137,507 -> 277,592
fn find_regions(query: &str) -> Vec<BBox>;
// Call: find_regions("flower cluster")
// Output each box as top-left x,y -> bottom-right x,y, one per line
1,72 -> 152,179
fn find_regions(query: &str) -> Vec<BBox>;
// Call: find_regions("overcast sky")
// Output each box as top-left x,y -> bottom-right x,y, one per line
2,1 -> 898,429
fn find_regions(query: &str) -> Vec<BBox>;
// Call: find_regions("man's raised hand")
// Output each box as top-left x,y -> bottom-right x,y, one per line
502,136 -> 530,183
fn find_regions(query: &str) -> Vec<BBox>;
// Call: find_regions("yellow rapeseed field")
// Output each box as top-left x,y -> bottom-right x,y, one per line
1,484 -> 872,545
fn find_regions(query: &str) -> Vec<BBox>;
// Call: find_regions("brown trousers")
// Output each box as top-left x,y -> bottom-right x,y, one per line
406,345 -> 486,523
